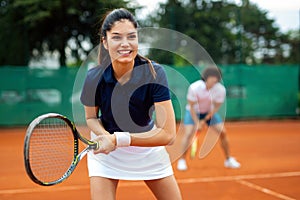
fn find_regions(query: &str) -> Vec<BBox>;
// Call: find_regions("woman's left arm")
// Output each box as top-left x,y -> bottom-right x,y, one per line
129,99 -> 176,146
93,100 -> 176,154
204,102 -> 222,121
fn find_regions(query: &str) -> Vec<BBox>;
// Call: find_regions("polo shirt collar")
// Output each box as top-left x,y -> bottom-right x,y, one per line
102,56 -> 149,84
103,65 -> 115,83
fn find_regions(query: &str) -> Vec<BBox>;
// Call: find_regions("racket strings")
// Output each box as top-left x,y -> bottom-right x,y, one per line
29,118 -> 75,183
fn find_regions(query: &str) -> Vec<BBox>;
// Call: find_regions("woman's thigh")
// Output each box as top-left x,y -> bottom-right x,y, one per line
90,176 -> 119,200
144,175 -> 182,200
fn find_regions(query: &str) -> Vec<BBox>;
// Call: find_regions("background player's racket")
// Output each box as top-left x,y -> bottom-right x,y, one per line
24,113 -> 98,186
190,131 -> 199,159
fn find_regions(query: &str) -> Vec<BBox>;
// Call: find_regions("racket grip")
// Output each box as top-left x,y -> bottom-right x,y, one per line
95,141 -> 100,150
190,138 -> 198,159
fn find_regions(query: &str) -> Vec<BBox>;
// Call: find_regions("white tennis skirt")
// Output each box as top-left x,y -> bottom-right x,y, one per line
87,132 -> 174,180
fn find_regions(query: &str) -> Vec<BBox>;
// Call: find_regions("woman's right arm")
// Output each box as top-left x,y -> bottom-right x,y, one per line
84,106 -> 110,136
85,105 -> 116,154
188,100 -> 199,125
188,100 -> 205,130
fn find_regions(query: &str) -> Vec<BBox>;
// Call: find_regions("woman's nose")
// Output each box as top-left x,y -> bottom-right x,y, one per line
120,38 -> 129,47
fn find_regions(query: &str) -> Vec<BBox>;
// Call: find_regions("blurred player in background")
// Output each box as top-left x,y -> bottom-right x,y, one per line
177,67 -> 241,171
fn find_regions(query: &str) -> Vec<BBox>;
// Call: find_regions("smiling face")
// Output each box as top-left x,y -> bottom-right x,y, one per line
102,19 -> 138,66
205,76 -> 219,89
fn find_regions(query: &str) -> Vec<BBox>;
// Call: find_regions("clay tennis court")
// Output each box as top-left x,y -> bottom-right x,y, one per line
0,120 -> 299,200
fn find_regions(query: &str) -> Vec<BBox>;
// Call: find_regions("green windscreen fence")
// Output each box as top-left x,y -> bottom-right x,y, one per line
221,65 -> 299,119
0,65 -> 298,126
0,67 -> 78,125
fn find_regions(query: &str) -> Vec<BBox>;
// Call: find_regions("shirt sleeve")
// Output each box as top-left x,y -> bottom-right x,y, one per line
186,84 -> 197,102
80,66 -> 103,107
152,64 -> 171,102
212,84 -> 226,103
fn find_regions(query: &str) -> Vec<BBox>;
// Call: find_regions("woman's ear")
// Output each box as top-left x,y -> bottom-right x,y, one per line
102,37 -> 108,50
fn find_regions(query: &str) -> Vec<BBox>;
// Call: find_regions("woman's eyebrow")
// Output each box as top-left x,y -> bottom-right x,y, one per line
111,31 -> 137,35
128,32 -> 137,35
111,32 -> 121,35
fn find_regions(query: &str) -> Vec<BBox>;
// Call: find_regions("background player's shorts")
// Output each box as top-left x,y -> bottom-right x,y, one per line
183,109 -> 223,126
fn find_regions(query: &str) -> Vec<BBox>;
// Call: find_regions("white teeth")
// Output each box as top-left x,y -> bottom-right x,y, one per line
118,50 -> 131,54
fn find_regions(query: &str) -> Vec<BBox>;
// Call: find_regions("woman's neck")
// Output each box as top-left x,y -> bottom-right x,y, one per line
112,60 -> 135,84
205,83 -> 212,90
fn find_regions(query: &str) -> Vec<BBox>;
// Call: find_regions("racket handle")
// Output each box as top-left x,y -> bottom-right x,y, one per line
95,141 -> 100,150
190,137 -> 198,159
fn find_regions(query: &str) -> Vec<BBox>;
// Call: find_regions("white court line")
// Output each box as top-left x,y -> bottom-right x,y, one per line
0,185 -> 90,195
177,171 -> 300,184
1,171 -> 300,195
236,179 -> 296,200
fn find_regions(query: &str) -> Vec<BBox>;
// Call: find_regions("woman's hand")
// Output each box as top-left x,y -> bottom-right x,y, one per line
197,120 -> 206,131
93,134 -> 116,154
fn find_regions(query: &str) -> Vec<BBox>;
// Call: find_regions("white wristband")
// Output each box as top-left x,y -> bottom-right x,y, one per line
114,132 -> 131,147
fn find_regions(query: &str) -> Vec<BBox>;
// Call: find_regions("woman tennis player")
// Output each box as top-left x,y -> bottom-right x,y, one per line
80,8 -> 182,200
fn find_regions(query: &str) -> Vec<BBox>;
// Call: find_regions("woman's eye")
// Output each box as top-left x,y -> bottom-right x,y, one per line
112,36 -> 121,40
128,35 -> 136,39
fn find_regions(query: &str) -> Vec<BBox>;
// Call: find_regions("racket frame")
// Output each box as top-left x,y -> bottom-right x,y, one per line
24,113 -> 98,186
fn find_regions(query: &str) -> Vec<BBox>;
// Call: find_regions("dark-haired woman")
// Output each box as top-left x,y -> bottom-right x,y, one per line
176,67 -> 241,171
80,8 -> 182,200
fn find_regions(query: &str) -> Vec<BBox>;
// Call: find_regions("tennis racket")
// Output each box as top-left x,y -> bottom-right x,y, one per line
190,131 -> 199,159
24,113 -> 99,186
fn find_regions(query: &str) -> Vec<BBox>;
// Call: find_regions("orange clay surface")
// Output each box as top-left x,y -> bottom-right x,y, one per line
0,120 -> 299,200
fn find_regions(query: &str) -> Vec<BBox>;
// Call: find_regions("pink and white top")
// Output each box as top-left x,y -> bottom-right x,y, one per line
186,80 -> 226,113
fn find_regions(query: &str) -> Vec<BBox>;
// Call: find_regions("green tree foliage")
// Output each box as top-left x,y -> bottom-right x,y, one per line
143,0 -> 296,65
282,30 -> 300,64
0,0 -> 135,66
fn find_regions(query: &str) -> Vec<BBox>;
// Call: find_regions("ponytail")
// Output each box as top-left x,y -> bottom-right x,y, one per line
137,54 -> 157,79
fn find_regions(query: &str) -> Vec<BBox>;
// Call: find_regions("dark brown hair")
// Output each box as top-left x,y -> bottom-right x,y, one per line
98,8 -> 156,78
201,66 -> 222,82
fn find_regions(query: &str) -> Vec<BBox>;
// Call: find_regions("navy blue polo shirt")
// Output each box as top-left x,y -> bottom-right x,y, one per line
80,56 -> 170,134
